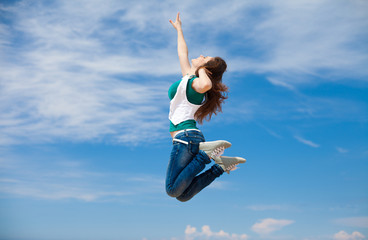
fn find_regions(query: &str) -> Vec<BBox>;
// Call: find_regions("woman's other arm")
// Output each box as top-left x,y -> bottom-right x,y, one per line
169,13 -> 191,76
192,68 -> 212,93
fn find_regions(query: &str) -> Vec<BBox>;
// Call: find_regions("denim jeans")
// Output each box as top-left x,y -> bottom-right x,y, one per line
166,130 -> 224,202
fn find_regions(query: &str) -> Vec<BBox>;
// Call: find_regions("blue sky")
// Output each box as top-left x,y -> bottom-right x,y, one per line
0,0 -> 367,239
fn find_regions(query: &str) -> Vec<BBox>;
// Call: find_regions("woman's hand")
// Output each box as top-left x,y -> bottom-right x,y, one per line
169,12 -> 182,31
170,12 -> 190,76
198,67 -> 212,77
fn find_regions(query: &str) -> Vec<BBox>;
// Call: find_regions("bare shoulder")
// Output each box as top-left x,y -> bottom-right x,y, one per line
192,76 -> 212,93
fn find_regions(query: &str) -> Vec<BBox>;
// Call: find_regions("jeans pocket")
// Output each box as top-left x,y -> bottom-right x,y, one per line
188,141 -> 199,156
170,143 -> 180,159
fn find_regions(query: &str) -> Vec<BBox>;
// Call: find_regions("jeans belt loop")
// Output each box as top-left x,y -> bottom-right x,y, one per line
172,129 -> 201,138
172,138 -> 189,145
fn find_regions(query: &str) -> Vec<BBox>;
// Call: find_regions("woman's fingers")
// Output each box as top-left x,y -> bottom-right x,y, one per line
169,12 -> 181,29
202,67 -> 212,75
169,20 -> 177,30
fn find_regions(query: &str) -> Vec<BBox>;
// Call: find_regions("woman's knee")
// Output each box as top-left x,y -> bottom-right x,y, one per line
166,185 -> 182,198
176,194 -> 192,202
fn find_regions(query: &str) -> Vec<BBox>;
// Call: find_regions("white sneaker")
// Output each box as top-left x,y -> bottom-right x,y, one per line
199,140 -> 232,159
213,156 -> 246,174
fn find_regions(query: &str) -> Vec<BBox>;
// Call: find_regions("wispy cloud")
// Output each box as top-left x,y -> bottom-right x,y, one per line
0,171 -> 164,202
0,0 -> 178,145
251,218 -> 294,235
1,0 -> 367,146
234,0 -> 368,85
334,217 -> 368,228
247,204 -> 285,211
336,147 -> 349,154
224,91 -> 367,126
207,180 -> 230,190
185,225 -> 248,240
267,77 -> 295,91
256,123 -> 283,139
294,136 -> 320,148
333,231 -> 365,240
0,153 -> 164,202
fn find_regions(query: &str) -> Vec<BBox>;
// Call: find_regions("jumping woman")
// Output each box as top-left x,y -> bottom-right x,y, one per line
166,13 -> 246,202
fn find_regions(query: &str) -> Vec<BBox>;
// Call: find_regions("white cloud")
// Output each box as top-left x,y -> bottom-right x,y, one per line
336,147 -> 349,154
294,136 -> 320,148
185,225 -> 248,240
335,217 -> 368,228
236,0 -> 368,84
267,77 -> 295,91
333,231 -> 365,240
0,0 -> 178,146
0,65 -> 169,145
185,226 -> 197,235
251,218 -> 294,235
1,0 -> 367,146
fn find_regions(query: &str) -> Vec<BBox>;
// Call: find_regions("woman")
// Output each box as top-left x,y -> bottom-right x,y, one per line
166,13 -> 246,202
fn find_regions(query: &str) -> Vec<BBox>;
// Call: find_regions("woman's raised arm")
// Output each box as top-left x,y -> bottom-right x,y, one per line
169,12 -> 191,76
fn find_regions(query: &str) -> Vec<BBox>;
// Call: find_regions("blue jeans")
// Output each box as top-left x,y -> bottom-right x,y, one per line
166,130 -> 224,202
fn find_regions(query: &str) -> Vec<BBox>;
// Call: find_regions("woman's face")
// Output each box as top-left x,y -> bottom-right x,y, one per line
191,55 -> 213,68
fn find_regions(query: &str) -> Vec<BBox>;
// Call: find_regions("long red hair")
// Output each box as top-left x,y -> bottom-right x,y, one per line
194,57 -> 228,124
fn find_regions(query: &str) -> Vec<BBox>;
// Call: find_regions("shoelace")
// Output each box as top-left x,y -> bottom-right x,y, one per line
210,146 -> 225,158
225,163 -> 238,171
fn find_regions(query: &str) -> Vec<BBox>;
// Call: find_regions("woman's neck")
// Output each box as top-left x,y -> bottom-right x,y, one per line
188,67 -> 197,76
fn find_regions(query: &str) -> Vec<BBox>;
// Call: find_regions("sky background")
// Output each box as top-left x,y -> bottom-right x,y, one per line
0,0 -> 367,239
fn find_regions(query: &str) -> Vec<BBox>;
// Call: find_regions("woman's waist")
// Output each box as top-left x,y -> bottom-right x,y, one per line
169,119 -> 198,136
170,129 -> 201,139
